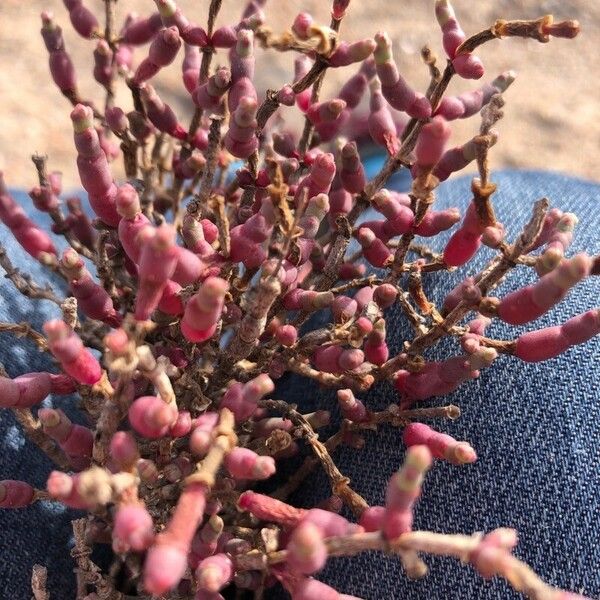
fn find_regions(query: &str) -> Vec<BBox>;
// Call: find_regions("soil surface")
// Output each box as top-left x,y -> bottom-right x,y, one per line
0,0 -> 597,188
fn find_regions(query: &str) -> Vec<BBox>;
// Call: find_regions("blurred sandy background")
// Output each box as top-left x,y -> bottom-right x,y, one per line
0,0 -> 598,188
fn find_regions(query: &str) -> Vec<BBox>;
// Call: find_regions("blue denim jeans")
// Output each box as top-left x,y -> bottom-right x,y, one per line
1,169 -> 599,599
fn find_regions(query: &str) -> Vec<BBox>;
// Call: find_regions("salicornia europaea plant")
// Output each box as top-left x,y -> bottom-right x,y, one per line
0,0 -> 595,598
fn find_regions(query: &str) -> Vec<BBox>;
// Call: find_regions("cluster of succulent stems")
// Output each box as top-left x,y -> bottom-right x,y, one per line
0,0 -> 594,599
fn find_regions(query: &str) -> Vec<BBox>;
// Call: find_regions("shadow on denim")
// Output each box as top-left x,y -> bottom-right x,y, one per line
0,171 -> 599,599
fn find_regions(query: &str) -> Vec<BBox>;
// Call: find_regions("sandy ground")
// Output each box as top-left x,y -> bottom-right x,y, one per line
0,0 -> 598,189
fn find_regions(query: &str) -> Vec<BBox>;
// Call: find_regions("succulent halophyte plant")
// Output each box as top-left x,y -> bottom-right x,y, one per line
0,0 -> 595,598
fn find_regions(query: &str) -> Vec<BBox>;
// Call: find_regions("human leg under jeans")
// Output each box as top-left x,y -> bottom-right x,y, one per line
272,169 -> 600,599
0,170 -> 599,599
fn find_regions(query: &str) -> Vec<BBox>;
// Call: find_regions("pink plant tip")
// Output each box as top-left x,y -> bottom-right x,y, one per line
224,447 -> 276,480
195,554 -> 234,592
113,503 -> 155,553
129,395 -> 178,439
403,422 -> 477,465
286,521 -> 328,575
44,320 -> 102,385
0,480 -> 35,508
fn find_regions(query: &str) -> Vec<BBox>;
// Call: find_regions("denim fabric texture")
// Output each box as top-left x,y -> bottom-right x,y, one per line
1,169 -> 599,599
